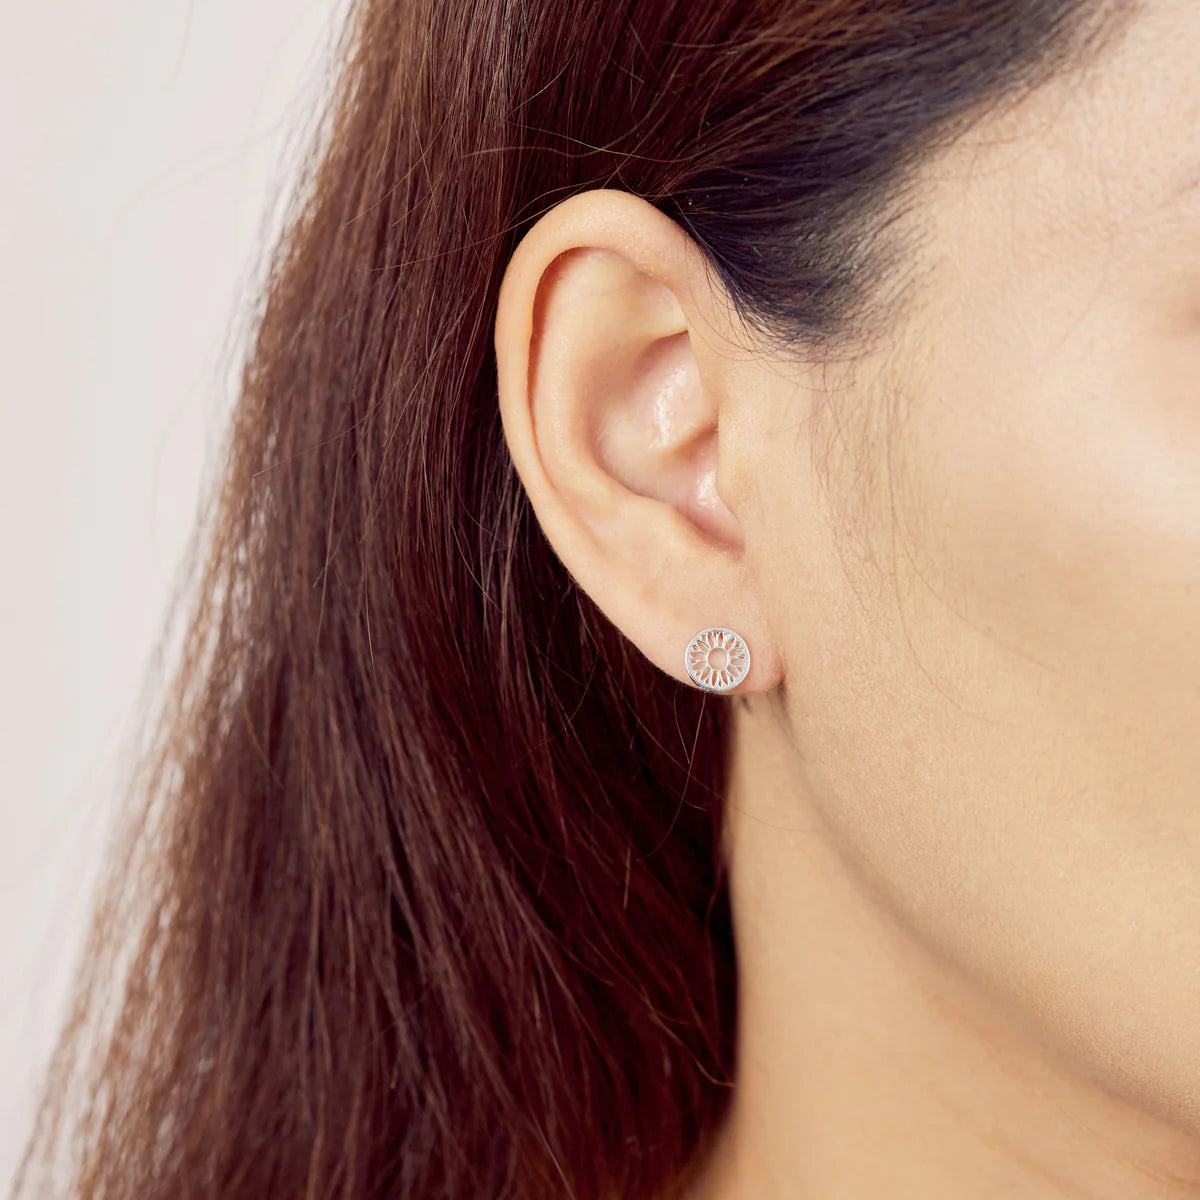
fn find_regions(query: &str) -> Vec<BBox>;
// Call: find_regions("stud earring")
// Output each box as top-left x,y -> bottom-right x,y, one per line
684,627 -> 751,692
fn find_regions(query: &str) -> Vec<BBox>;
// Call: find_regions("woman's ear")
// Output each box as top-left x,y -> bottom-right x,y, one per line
493,188 -> 782,694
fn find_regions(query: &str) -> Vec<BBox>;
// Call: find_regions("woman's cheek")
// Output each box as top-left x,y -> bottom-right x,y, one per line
891,318 -> 1190,691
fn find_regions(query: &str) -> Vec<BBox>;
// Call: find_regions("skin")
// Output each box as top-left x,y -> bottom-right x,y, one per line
492,1 -> 1200,1195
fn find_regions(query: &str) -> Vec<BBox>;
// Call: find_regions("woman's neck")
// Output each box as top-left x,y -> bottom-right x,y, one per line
687,696 -> 1200,1200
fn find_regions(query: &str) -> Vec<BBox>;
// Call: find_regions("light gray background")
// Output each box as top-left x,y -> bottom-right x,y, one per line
1,0 -> 345,1184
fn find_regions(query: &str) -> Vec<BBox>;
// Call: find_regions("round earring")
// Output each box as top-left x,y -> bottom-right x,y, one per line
684,627 -> 751,692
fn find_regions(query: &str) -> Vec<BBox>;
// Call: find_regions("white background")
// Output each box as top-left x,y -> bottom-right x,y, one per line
1,0 -> 345,1185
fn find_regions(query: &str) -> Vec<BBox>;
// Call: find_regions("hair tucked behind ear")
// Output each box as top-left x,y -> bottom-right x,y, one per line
13,0 -> 1131,1197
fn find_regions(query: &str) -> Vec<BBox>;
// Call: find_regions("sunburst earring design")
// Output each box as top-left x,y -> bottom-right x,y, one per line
684,627 -> 750,692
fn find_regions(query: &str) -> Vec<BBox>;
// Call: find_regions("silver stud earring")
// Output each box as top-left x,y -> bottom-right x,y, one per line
684,627 -> 751,692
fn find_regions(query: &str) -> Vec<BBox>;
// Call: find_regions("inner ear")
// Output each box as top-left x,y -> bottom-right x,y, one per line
592,327 -> 739,547
593,327 -> 702,482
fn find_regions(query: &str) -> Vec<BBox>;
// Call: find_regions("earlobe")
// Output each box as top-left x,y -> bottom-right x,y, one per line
493,188 -> 780,694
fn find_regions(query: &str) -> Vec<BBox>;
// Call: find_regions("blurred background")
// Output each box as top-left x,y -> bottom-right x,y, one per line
0,0 -> 344,1184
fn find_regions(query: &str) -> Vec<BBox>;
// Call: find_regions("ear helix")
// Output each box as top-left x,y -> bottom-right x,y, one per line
684,627 -> 751,692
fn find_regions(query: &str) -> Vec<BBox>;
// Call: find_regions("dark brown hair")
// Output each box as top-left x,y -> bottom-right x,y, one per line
15,1 -> 1132,1197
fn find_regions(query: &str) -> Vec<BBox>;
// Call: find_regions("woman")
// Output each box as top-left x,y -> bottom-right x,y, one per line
15,0 -> 1200,1195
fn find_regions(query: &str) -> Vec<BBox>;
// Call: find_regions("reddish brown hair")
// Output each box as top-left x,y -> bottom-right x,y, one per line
15,1 -> 1130,1196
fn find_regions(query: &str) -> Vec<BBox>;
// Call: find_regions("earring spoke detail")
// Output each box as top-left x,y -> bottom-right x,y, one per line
684,627 -> 750,692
